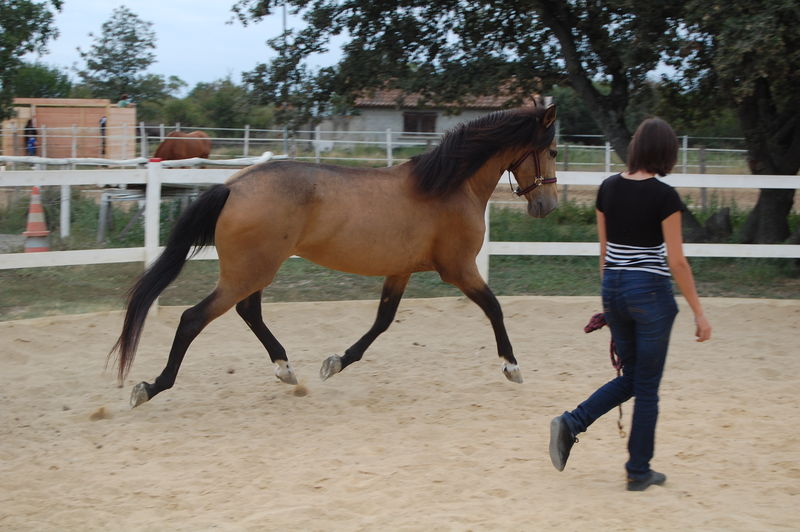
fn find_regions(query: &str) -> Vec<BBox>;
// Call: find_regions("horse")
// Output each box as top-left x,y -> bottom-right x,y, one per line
153,130 -> 211,160
111,104 -> 559,408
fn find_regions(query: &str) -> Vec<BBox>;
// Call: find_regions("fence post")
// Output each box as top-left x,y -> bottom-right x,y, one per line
386,128 -> 393,167
60,185 -> 70,239
682,135 -> 688,173
699,145 -> 707,208
139,122 -> 147,158
41,125 -> 47,158
145,158 -> 163,312
314,125 -> 321,164
10,123 -> 18,160
71,125 -> 78,159
604,142 -> 611,173
243,124 -> 250,157
121,123 -> 128,159
477,206 -> 490,282
97,192 -> 109,243
145,158 -> 163,266
561,143 -> 569,202
283,126 -> 289,156
159,123 -> 165,141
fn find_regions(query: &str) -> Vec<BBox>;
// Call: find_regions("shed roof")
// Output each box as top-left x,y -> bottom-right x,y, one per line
13,98 -> 116,108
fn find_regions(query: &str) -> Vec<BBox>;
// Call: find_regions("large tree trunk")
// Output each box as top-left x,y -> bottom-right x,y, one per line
535,1 -> 632,161
737,80 -> 800,243
739,189 -> 795,243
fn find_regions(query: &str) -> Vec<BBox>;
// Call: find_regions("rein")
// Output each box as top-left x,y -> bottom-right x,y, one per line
584,313 -> 627,439
507,149 -> 557,196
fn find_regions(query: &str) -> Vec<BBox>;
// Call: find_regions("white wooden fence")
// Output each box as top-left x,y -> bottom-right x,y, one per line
0,159 -> 798,286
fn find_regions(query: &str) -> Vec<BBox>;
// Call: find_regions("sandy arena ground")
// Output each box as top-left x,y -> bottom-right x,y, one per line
1,296 -> 798,531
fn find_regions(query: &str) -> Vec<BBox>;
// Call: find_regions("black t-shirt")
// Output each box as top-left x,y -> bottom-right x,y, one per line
596,173 -> 685,247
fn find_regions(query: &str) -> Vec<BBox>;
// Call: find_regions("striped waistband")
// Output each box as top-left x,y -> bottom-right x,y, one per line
604,242 -> 670,276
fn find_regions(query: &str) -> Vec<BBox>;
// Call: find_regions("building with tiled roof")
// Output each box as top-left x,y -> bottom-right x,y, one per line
316,87 -> 541,150
353,88 -> 539,110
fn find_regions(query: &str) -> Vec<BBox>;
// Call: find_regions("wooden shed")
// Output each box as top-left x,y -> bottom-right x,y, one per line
2,98 -> 137,159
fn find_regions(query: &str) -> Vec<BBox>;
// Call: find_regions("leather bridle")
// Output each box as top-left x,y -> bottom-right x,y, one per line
508,148 -> 557,196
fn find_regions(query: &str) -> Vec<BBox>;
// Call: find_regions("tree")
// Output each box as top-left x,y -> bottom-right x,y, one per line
161,98 -> 205,126
75,6 -> 158,102
235,0 -> 799,243
0,0 -> 62,119
671,0 -> 800,243
189,78 -> 252,128
235,0 -> 684,159
13,62 -> 71,98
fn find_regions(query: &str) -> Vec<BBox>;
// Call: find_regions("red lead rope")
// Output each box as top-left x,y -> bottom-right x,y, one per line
584,312 -> 627,438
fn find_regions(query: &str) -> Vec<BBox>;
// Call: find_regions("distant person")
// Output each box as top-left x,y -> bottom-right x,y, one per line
548,117 -> 712,491
117,94 -> 131,107
100,115 -> 108,156
24,118 -> 38,156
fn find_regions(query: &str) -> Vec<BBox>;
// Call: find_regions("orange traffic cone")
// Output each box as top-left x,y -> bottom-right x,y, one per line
23,186 -> 50,252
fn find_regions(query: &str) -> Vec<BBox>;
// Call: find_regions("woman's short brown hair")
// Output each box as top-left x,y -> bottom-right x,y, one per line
626,118 -> 678,177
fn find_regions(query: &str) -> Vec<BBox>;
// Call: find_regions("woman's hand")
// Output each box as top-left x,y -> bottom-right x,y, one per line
694,314 -> 712,342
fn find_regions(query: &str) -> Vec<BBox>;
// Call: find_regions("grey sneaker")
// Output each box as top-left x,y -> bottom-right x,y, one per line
549,415 -> 576,471
626,470 -> 667,491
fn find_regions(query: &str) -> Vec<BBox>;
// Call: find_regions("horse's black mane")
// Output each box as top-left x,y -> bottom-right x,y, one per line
410,106 -> 554,196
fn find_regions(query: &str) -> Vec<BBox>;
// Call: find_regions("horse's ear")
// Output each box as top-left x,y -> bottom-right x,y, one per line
543,104 -> 557,129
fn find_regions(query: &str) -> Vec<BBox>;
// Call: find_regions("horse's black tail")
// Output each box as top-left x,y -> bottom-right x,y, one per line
109,184 -> 231,383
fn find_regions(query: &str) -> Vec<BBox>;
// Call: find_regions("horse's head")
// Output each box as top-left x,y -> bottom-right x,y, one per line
511,104 -> 558,218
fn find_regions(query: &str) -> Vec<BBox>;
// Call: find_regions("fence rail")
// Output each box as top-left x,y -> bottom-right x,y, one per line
0,160 -> 798,291
2,123 -> 752,174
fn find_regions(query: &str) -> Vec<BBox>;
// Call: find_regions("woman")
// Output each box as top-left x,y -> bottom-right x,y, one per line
549,117 -> 712,491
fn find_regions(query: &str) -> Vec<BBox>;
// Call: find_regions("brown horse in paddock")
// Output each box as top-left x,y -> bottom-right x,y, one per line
111,105 -> 559,408
153,130 -> 211,160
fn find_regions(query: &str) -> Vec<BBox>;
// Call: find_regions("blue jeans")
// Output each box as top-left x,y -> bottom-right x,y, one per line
563,269 -> 678,479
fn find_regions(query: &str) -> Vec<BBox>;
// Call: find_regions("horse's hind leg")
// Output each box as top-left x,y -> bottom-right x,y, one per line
130,284 -> 252,407
320,274 -> 410,380
235,290 -> 297,385
439,266 -> 522,383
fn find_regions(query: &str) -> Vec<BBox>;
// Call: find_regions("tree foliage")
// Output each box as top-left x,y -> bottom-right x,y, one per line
12,62 -> 71,98
75,6 -> 160,101
234,0 -> 684,157
189,78 -> 252,128
0,0 -> 62,119
139,77 -> 275,130
234,0 -> 799,243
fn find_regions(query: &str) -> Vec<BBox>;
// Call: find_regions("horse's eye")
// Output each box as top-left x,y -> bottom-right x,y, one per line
550,149 -> 558,158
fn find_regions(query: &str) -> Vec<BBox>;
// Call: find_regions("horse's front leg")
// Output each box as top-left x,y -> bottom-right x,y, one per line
320,274 -> 410,380
439,266 -> 523,384
236,290 -> 297,385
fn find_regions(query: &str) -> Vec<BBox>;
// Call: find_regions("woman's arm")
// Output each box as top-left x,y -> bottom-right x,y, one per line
662,211 -> 712,342
596,209 -> 607,281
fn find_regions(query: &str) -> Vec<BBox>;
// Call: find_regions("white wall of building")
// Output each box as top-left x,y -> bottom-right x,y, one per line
317,108 -> 498,140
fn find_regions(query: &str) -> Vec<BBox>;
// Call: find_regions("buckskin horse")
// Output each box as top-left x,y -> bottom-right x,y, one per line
111,104 -> 559,407
153,130 -> 211,160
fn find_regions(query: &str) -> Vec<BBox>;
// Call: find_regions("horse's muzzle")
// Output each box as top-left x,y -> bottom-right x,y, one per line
527,197 -> 558,218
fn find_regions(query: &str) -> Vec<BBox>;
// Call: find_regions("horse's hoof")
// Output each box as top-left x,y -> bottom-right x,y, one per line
130,382 -> 151,408
275,360 -> 298,385
320,355 -> 342,381
502,363 -> 523,383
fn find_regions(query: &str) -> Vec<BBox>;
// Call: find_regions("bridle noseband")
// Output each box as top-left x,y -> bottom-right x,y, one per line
508,149 -> 557,196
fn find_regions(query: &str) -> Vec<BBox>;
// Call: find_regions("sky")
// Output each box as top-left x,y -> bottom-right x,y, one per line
24,0 -> 341,92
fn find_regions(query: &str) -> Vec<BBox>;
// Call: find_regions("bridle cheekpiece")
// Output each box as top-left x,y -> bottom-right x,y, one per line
508,148 -> 557,196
